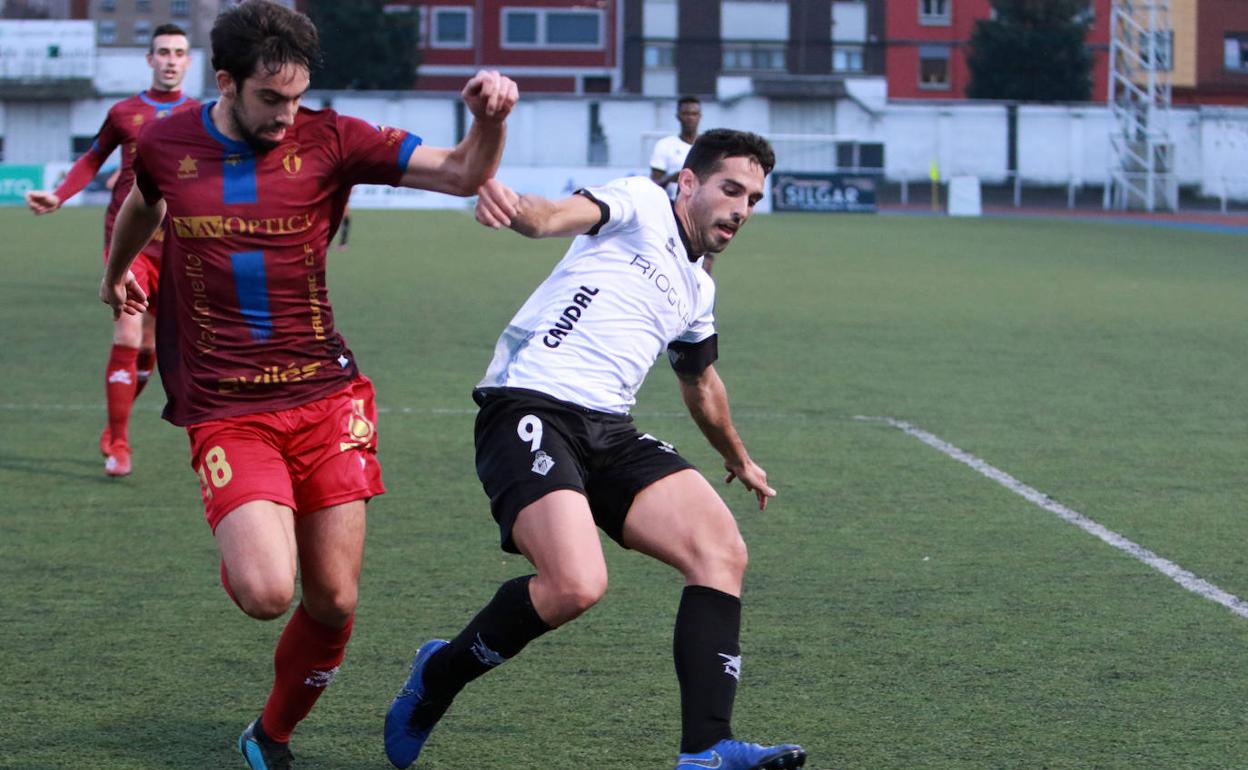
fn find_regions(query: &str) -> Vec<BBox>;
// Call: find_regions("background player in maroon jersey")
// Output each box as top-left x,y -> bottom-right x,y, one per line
26,23 -> 196,478
99,2 -> 517,768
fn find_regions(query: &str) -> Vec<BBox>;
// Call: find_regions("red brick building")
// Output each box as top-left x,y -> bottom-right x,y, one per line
383,0 -> 623,95
1177,0 -> 1248,105
883,0 -> 1112,101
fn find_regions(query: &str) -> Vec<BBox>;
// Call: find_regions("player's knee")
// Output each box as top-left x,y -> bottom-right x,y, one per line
546,570 -> 607,625
234,582 -> 296,620
687,530 -> 749,585
301,585 -> 358,626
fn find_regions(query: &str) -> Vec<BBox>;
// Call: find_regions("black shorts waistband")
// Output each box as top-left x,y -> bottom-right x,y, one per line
472,387 -> 633,422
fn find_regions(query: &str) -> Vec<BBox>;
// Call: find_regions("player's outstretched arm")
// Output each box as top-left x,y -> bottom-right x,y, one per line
475,178 -> 604,238
100,184 -> 164,318
27,145 -> 110,214
399,70 -> 518,196
677,364 -> 777,511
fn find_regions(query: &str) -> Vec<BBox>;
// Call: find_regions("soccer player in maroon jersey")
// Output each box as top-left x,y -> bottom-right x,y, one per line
98,2 -> 518,767
26,23 -> 196,477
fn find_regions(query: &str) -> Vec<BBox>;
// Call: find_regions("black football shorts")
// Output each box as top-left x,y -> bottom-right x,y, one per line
473,387 -> 695,554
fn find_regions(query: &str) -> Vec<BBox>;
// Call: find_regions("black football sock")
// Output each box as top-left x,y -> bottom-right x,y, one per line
674,585 -> 742,753
422,575 -> 551,699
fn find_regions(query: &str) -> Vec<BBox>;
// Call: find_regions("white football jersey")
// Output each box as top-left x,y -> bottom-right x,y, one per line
649,134 -> 694,200
479,176 -> 716,414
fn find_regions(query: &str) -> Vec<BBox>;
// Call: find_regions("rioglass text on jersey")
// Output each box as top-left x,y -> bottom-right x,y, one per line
628,254 -> 691,326
543,286 -> 600,348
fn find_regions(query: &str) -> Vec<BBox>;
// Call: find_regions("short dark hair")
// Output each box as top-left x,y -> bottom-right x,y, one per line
683,128 -> 775,179
210,0 -> 320,88
149,23 -> 187,52
677,95 -> 701,108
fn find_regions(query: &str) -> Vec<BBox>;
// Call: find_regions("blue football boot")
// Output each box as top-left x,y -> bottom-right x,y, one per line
384,639 -> 450,768
238,718 -> 293,770
676,738 -> 807,770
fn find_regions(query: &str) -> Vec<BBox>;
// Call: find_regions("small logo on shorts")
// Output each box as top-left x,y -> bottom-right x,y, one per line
639,432 -> 677,454
531,450 -> 555,476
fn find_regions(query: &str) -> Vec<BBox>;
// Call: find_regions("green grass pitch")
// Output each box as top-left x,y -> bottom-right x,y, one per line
2,205 -> 1247,769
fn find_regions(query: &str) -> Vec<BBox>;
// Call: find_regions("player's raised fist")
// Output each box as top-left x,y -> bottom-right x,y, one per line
475,178 -> 520,229
462,70 -> 519,123
25,190 -> 61,215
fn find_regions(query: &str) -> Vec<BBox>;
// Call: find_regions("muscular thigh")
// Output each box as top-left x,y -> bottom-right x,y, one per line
621,468 -> 744,591
474,391 -> 589,553
584,423 -> 695,547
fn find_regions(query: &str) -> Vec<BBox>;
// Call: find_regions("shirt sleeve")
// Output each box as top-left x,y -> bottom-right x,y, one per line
649,136 -> 668,172
336,114 -> 423,187
674,273 -> 717,344
53,112 -> 119,201
132,131 -> 162,205
575,176 -> 652,237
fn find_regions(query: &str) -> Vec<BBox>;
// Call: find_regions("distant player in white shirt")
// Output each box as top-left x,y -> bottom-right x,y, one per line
650,97 -> 714,272
651,96 -> 702,197
385,130 -> 807,770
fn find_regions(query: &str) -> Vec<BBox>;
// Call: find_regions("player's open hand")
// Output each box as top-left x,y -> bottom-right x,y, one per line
100,270 -> 148,319
475,178 -> 519,229
725,458 -> 776,511
25,190 -> 61,215
462,70 -> 519,124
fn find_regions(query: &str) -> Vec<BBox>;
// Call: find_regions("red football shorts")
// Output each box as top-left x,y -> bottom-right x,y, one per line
186,375 -> 386,531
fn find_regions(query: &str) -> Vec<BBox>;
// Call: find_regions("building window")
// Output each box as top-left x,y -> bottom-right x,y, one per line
918,45 -> 950,88
135,0 -> 151,12
645,42 -> 676,70
1227,35 -> 1248,72
99,0 -> 115,11
1140,30 -> 1172,71
133,19 -> 152,43
547,11 -> 600,44
502,7 -> 604,49
432,7 -> 471,48
833,45 -> 864,72
920,0 -> 950,25
98,20 -> 117,44
171,0 -> 190,17
722,43 -> 786,72
505,11 -> 538,44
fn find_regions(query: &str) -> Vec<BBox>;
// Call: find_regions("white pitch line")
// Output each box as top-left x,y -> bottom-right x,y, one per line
855,415 -> 1248,621
0,403 -> 808,420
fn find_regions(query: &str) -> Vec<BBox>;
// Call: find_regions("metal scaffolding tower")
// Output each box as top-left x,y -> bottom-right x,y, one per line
1106,0 -> 1175,211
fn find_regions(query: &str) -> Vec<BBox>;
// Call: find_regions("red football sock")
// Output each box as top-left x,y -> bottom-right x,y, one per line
260,604 -> 354,743
134,348 -> 155,399
105,345 -> 139,446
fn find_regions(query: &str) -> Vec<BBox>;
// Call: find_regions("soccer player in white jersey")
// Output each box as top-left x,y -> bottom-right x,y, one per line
651,96 -> 715,273
384,129 -> 806,770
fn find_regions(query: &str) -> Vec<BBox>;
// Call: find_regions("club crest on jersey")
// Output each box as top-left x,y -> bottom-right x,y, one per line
132,114 -> 144,125
531,450 -> 556,476
282,145 -> 302,175
177,155 -> 198,179
156,109 -> 171,119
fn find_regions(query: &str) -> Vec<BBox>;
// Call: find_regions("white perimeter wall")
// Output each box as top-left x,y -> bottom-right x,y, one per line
6,88 -> 1248,200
